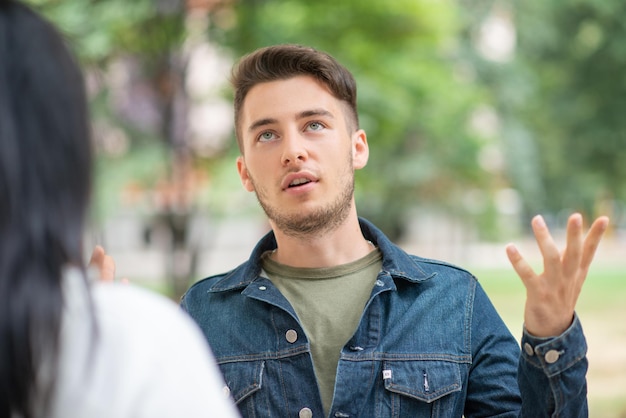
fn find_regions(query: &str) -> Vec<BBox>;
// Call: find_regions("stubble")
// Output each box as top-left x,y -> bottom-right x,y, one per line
250,154 -> 355,239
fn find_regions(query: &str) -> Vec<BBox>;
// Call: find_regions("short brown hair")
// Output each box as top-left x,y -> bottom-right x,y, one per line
231,44 -> 359,152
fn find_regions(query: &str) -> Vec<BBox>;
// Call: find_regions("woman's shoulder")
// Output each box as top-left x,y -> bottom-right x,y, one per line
93,282 -> 194,332
88,282 -> 217,372
55,269 -> 238,417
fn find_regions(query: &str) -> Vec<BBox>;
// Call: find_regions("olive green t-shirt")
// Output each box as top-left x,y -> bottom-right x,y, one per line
261,249 -> 383,415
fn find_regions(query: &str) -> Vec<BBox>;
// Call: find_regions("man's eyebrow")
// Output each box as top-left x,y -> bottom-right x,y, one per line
248,118 -> 277,133
297,109 -> 334,120
247,109 -> 334,133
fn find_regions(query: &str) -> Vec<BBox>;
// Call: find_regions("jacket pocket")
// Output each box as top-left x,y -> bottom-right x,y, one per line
381,359 -> 462,415
220,360 -> 265,405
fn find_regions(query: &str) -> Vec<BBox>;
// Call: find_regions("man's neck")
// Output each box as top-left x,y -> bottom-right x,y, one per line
268,213 -> 372,268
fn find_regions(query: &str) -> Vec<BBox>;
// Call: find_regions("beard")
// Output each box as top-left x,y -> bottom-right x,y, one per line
249,156 -> 355,239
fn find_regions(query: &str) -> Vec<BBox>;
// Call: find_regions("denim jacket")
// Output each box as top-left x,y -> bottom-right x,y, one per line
181,218 -> 588,417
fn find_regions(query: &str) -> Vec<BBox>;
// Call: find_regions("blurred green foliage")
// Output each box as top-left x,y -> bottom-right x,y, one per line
26,0 -> 626,240
472,0 -> 626,225
26,0 -> 185,63
26,0 -> 190,223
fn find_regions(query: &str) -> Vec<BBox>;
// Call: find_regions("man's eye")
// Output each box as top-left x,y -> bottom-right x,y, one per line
259,132 -> 275,142
307,122 -> 324,131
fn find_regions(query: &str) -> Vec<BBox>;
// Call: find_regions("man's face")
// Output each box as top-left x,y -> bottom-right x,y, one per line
236,75 -> 369,236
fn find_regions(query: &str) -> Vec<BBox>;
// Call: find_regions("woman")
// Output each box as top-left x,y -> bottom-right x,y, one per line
0,1 -> 238,417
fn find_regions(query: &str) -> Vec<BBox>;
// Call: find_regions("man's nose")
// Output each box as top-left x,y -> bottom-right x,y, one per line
281,130 -> 308,165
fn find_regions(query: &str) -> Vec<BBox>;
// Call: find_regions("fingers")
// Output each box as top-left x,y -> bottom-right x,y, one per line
506,213 -> 608,283
531,215 -> 561,278
88,245 -> 116,282
101,254 -> 116,282
505,243 -> 536,287
580,216 -> 610,271
89,245 -> 105,268
561,213 -> 583,278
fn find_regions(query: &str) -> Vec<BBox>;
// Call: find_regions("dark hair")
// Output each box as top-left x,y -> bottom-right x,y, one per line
0,1 -> 92,416
231,44 -> 359,152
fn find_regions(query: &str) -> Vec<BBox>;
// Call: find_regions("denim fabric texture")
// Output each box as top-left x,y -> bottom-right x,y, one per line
181,218 -> 588,418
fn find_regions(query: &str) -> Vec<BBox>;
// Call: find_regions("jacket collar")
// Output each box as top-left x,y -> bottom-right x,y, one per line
357,218 -> 433,282
208,217 -> 435,292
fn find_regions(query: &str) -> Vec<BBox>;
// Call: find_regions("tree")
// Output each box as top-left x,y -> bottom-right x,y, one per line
498,0 -> 626,222
27,0 -> 224,298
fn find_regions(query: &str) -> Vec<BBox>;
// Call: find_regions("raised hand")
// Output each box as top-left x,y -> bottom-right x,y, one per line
505,213 -> 609,337
88,245 -> 116,282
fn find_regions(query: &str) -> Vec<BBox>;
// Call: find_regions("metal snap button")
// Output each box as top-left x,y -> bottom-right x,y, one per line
285,329 -> 298,343
545,349 -> 561,364
523,342 -> 534,356
299,407 -> 313,418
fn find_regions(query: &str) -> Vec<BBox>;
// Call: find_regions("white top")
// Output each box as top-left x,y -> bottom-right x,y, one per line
45,268 -> 239,418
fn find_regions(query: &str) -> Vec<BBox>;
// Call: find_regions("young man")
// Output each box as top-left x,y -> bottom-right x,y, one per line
181,44 -> 609,417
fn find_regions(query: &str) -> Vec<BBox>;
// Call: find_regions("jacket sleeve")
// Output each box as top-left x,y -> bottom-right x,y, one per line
465,282 -> 523,417
466,282 -> 588,417
518,314 -> 588,417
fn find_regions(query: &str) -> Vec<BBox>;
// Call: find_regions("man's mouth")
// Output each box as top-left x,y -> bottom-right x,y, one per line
288,178 -> 312,188
282,172 -> 317,190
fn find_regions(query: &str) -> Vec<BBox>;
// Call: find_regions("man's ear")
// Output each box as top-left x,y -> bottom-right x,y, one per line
352,129 -> 369,170
236,156 -> 255,192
